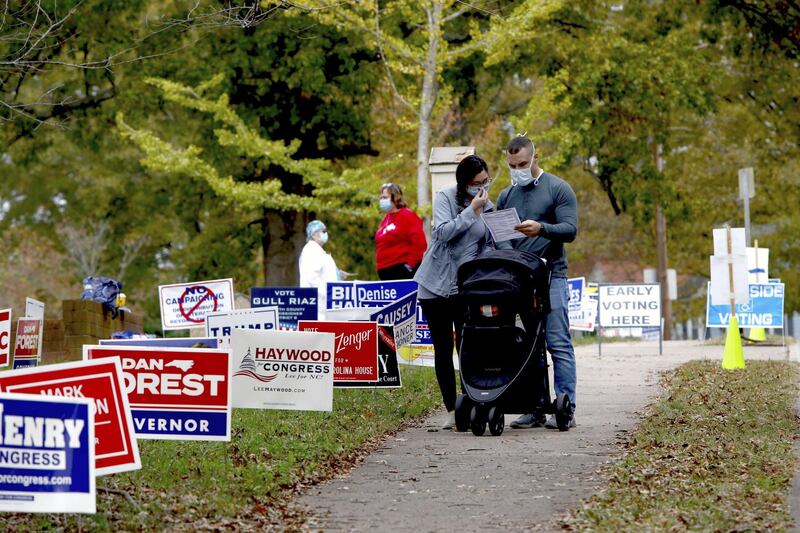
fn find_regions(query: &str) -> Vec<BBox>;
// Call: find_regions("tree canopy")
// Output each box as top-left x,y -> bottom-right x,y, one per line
1,0 -> 798,329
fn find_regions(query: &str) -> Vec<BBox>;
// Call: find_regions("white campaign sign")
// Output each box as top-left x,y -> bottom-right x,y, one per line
746,247 -> 769,285
599,284 -> 661,328
712,227 -> 746,256
24,297 -> 45,319
230,329 -> 335,412
569,299 -> 598,332
158,278 -> 235,330
206,307 -> 279,348
710,255 -> 749,306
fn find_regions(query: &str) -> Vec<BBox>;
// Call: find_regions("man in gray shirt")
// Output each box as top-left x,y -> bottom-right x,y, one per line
496,135 -> 578,430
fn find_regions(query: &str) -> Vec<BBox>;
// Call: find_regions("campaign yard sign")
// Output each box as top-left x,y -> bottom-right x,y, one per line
100,337 -> 221,349
567,277 -> 585,312
569,282 -> 598,332
411,301 -> 432,345
369,291 -> 417,347
159,278 -> 235,330
327,282 -> 358,310
205,307 -> 279,349
706,282 -> 785,328
356,280 -> 418,307
0,392 -> 95,514
598,284 -> 661,328
230,329 -> 335,411
24,297 -> 45,319
13,317 -> 43,368
85,346 -> 232,441
746,247 -> 769,285
250,288 -> 318,329
0,309 -> 10,367
298,321 -> 380,384
337,325 -> 402,389
326,280 -> 418,310
0,358 -> 140,476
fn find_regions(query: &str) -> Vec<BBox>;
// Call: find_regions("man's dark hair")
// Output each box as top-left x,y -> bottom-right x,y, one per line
507,135 -> 534,155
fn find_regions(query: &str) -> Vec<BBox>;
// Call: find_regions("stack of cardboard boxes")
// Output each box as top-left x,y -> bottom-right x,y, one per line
63,300 -> 144,360
41,319 -> 65,363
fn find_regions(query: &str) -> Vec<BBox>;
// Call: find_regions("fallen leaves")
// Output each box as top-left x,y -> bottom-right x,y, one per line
562,360 -> 800,532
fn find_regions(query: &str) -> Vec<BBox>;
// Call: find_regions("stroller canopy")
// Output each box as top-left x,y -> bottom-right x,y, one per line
457,249 -> 548,300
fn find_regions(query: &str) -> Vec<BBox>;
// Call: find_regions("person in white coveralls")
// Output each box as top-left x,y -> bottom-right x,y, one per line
299,220 -> 343,316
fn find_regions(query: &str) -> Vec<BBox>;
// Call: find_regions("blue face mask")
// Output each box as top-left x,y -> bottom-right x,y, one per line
317,231 -> 328,245
467,184 -> 489,197
379,198 -> 392,212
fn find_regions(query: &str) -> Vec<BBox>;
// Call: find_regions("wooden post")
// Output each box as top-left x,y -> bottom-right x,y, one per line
654,144 -> 673,340
726,226 -> 736,319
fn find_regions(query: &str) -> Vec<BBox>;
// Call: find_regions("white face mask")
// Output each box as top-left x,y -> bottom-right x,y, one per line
379,198 -> 392,212
509,160 -> 541,187
317,231 -> 329,245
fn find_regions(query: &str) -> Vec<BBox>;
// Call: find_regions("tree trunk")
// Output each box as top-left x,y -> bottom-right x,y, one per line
416,2 -> 442,221
261,208 -> 306,286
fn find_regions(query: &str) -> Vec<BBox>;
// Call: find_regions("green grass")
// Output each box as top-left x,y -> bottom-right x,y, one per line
563,360 -> 799,531
8,365 -> 441,531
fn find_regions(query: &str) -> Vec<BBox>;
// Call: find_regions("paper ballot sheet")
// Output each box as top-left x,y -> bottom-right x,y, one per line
481,208 -> 526,242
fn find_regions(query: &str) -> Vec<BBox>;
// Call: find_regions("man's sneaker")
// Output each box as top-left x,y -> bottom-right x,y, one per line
441,411 -> 456,430
544,414 -> 576,429
509,413 -> 547,429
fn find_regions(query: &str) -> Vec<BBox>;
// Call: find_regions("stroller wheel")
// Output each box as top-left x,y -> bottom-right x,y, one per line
554,393 -> 573,432
470,406 -> 487,436
488,406 -> 504,436
454,394 -> 471,432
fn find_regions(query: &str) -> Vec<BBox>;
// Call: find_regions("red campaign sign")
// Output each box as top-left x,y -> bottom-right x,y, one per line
85,346 -> 230,409
0,308 -> 10,367
14,317 -> 42,360
0,358 -> 141,476
84,345 -> 232,441
298,321 -> 379,383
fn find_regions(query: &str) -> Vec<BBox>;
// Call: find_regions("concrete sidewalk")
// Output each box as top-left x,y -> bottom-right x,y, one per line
298,340 -> 798,532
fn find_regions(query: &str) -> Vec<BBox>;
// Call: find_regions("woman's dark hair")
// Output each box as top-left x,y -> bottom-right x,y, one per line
380,183 -> 408,209
455,154 -> 489,209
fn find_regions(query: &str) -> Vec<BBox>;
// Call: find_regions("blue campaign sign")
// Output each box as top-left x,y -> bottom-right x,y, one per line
327,282 -> 358,310
0,392 -> 95,514
356,280 -> 418,307
413,303 -> 431,344
567,277 -> 585,311
369,291 -> 417,326
370,291 -> 418,347
12,359 -> 38,370
250,287 -> 318,328
99,337 -> 221,348
706,282 -> 785,328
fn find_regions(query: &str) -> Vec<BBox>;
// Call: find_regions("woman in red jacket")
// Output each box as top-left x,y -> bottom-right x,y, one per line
375,183 -> 427,280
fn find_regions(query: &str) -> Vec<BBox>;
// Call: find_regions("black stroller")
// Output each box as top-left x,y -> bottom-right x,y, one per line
454,249 -> 573,436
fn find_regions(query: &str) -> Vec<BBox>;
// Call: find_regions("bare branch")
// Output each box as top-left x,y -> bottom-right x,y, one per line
57,220 -> 110,279
0,0 -> 319,132
375,2 -> 417,116
117,235 -> 150,281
